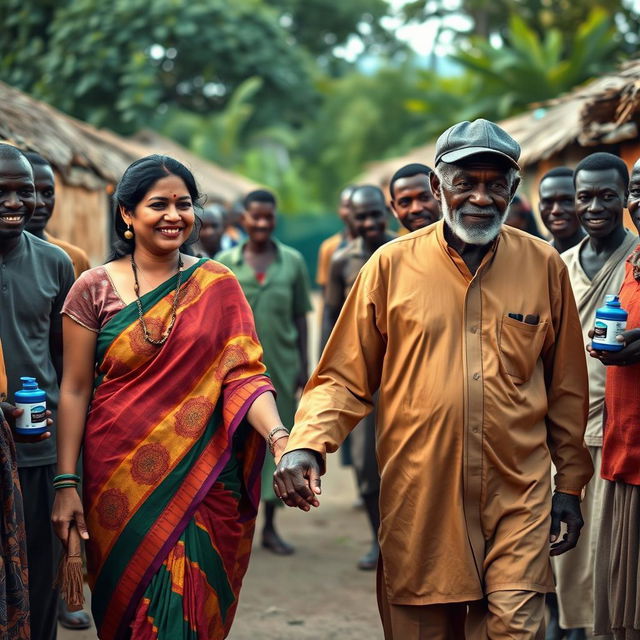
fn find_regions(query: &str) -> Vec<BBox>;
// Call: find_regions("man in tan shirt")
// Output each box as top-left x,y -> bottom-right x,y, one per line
275,119 -> 593,639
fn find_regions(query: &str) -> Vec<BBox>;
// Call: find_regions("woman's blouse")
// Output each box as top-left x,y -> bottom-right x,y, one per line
62,266 -> 126,332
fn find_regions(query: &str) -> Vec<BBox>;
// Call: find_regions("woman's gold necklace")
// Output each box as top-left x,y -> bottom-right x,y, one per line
130,253 -> 184,346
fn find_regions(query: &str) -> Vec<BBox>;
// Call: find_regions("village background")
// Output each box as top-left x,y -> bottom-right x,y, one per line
2,0 -> 640,638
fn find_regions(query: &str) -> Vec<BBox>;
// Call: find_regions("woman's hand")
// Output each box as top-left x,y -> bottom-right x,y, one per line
52,487 -> 90,547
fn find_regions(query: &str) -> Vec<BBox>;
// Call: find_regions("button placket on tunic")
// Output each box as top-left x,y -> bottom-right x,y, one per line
463,274 -> 485,580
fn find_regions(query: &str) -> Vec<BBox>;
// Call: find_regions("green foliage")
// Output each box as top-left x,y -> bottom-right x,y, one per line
450,8 -> 620,118
297,67 -> 432,196
158,77 -> 264,166
401,0 -> 636,48
264,0 -> 396,59
1,0 -> 317,134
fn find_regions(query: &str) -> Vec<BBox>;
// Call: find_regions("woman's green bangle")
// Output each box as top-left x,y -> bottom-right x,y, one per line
53,482 -> 79,490
53,473 -> 80,484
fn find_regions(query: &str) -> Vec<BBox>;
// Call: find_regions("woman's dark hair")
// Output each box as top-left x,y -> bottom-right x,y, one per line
109,155 -> 202,260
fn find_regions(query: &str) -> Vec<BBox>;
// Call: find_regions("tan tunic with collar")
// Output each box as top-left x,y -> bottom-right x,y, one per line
286,221 -> 593,605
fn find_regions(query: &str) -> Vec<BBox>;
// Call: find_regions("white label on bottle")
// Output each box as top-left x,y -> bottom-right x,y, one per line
15,402 -> 47,429
592,319 -> 627,346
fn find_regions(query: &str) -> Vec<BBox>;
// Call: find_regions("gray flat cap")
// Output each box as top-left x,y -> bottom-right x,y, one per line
435,119 -> 521,169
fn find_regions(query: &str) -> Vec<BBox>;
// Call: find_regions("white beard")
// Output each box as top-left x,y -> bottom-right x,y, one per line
441,198 -> 508,245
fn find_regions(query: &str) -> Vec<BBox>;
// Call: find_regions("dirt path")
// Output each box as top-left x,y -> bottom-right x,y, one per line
58,459 -> 383,640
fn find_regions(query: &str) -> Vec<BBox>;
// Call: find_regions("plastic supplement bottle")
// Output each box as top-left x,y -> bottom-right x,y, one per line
14,377 -> 47,435
592,294 -> 628,352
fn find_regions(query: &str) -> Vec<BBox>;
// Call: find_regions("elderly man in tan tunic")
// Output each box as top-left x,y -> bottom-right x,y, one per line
274,119 -> 594,639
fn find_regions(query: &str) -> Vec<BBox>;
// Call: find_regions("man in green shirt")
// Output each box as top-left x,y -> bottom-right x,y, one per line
217,189 -> 312,555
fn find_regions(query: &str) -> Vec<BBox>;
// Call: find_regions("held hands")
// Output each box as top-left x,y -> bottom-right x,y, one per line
52,488 -> 90,547
273,449 -> 322,512
549,491 -> 584,556
587,328 -> 640,366
0,402 -> 52,443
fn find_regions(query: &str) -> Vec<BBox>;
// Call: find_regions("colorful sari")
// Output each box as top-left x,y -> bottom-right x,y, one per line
82,260 -> 274,640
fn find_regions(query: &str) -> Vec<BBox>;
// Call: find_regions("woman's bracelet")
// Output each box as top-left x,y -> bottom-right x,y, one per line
53,473 -> 80,484
53,473 -> 81,491
53,482 -> 79,490
267,426 -> 289,456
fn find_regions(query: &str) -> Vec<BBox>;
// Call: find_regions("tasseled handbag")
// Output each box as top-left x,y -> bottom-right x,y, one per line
55,524 -> 85,611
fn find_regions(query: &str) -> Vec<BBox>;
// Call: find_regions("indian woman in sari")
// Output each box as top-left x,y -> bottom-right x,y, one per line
52,155 -> 290,640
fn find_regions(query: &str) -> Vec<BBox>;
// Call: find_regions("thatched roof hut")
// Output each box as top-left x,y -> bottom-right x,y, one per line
360,59 -> 640,222
0,81 -> 259,264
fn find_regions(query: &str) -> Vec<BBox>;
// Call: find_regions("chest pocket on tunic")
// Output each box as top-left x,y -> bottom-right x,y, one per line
499,315 -> 548,384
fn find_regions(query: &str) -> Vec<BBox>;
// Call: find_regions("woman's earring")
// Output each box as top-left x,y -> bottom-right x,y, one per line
124,225 -> 134,240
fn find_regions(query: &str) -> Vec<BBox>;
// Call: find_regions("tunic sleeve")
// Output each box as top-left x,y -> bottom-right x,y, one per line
285,255 -> 387,471
543,261 -> 594,495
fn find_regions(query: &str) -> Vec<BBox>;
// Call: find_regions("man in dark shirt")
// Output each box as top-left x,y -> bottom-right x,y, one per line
323,185 -> 395,570
0,143 -> 75,640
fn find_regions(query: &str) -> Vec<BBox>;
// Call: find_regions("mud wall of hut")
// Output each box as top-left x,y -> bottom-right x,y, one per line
47,172 -> 111,266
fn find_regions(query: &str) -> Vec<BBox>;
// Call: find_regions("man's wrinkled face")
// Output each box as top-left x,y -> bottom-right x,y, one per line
575,168 -> 626,240
627,164 -> 640,234
0,156 -> 36,244
25,163 -> 55,234
391,174 -> 441,232
349,196 -> 387,243
432,160 -> 515,246
538,176 -> 579,240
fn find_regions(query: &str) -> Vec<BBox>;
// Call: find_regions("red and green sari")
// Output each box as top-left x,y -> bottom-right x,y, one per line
82,259 -> 274,640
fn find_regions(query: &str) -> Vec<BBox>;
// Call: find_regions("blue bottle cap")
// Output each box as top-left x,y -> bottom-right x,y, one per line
20,376 -> 37,389
604,294 -> 621,307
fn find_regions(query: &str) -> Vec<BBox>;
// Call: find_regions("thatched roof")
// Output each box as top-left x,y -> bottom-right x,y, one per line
0,81 -> 258,201
360,59 -> 640,185
0,81 -> 136,189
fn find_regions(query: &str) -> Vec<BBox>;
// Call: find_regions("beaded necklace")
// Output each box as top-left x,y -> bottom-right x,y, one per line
130,253 -> 183,346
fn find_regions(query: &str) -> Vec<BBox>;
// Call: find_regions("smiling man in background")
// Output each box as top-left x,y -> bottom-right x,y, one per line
24,152 -> 90,279
389,163 -> 440,232
551,152 -> 639,640
538,167 -> 586,253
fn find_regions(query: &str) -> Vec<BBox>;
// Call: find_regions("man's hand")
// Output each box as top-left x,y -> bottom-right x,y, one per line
587,328 -> 640,366
273,449 -> 322,512
0,402 -> 52,443
549,492 -> 584,556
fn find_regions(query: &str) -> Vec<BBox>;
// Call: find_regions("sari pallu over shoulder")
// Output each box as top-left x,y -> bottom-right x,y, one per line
82,259 -> 274,640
